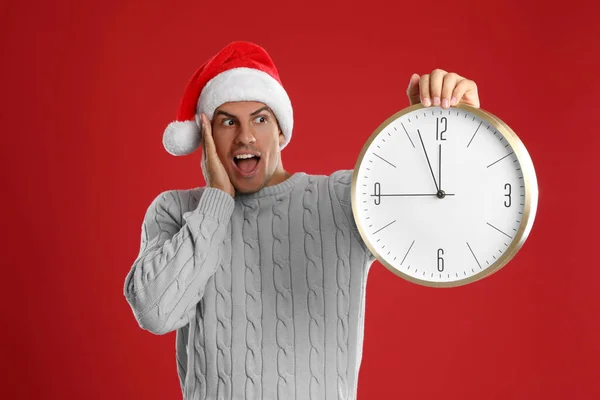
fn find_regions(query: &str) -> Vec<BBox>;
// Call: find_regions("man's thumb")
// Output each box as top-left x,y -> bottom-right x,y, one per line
406,73 -> 421,105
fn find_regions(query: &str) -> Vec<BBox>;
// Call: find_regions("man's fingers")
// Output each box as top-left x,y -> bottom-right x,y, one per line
406,73 -> 421,105
200,114 -> 217,156
451,79 -> 480,108
419,74 -> 431,106
441,73 -> 461,108
428,69 -> 447,106
412,69 -> 479,108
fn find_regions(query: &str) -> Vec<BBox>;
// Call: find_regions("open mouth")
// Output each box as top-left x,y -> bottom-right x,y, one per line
232,153 -> 261,176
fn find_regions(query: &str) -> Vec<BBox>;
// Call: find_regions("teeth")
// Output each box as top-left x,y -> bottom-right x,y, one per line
235,154 -> 256,159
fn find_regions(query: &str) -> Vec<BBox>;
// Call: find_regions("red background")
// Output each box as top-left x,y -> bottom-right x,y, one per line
2,0 -> 599,398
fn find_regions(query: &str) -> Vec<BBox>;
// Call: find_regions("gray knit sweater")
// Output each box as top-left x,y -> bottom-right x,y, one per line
124,169 -> 376,400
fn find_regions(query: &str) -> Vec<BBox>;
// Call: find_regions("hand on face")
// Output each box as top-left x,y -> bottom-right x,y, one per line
200,102 -> 285,195
406,69 -> 480,109
199,113 -> 235,198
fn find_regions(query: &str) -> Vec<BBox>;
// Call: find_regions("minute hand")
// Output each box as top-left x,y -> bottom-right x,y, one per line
417,129 -> 439,192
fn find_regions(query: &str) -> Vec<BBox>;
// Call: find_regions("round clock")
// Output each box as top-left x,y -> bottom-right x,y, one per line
351,103 -> 538,287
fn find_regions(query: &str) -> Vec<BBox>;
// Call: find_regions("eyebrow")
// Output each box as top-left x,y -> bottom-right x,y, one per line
214,106 -> 272,119
250,106 -> 272,116
214,110 -> 237,119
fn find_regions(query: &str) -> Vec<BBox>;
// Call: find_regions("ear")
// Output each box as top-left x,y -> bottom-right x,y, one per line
278,129 -> 284,146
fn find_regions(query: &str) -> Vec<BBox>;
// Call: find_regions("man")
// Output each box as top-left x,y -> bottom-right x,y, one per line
124,41 -> 480,400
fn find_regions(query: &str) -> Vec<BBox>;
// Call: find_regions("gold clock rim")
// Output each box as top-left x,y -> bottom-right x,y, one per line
350,103 -> 539,288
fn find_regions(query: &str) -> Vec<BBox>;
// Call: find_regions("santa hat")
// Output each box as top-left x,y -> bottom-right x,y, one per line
162,41 -> 293,156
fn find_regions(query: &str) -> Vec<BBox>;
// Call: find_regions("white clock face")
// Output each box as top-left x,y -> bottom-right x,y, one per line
352,105 -> 536,287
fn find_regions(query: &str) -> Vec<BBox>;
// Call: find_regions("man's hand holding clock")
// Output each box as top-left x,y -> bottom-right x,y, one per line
352,68 -> 538,287
406,69 -> 480,109
411,69 -> 480,199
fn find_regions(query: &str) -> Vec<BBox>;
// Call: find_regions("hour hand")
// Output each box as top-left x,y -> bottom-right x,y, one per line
438,143 -> 442,191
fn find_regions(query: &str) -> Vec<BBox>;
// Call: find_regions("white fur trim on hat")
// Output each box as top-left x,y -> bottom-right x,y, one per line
162,120 -> 201,156
197,67 -> 293,150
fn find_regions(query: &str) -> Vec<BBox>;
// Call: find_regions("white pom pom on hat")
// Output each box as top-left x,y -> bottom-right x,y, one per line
162,120 -> 201,156
162,41 -> 294,156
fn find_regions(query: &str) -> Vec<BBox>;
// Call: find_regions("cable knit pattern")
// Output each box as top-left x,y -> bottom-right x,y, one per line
303,176 -> 325,400
126,190 -> 229,335
329,172 -> 352,400
215,220 -> 233,399
242,197 -> 262,400
272,191 -> 295,399
193,306 -> 207,400
177,190 -> 205,400
124,171 -> 375,400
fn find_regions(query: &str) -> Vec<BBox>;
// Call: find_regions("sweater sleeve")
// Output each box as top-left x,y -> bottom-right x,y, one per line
123,187 -> 234,335
329,169 -> 376,262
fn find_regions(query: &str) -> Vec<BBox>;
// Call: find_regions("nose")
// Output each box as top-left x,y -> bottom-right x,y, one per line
235,122 -> 256,145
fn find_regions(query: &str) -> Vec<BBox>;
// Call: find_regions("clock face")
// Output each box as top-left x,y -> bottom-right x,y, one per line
352,104 -> 537,287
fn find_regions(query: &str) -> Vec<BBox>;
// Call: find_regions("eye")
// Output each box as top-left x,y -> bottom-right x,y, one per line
220,118 -> 235,126
254,115 -> 268,124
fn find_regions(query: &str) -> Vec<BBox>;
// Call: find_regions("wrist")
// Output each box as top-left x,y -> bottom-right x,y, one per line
196,187 -> 235,220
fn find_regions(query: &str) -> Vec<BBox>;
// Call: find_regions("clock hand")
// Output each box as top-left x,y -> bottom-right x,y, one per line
371,193 -> 455,197
417,129 -> 439,192
438,143 -> 442,191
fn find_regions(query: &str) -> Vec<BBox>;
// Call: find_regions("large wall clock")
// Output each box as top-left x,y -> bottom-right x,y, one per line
351,103 -> 538,287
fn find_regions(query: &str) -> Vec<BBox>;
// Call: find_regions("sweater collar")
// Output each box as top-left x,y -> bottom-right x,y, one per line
234,172 -> 307,200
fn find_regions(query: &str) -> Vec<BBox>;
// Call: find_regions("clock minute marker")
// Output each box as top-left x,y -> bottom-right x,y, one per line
467,121 -> 482,148
466,241 -> 482,269
400,122 -> 416,148
486,222 -> 513,239
373,153 -> 397,168
400,239 -> 415,265
373,219 -> 396,235
487,151 -> 514,168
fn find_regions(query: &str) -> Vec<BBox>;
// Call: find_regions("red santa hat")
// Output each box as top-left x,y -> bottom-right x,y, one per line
162,41 -> 293,156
